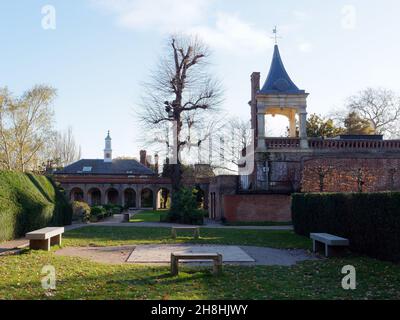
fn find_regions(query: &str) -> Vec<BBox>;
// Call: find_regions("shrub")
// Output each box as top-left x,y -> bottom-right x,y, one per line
90,206 -> 107,222
292,192 -> 400,262
165,188 -> 204,225
72,201 -> 91,222
0,172 -> 72,241
103,204 -> 123,216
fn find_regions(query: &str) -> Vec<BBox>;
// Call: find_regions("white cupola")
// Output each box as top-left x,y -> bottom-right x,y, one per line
104,131 -> 112,163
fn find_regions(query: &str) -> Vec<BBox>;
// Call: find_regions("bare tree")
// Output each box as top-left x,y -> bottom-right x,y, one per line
0,85 -> 56,172
346,88 -> 400,137
49,127 -> 81,168
206,117 -> 252,174
137,35 -> 223,192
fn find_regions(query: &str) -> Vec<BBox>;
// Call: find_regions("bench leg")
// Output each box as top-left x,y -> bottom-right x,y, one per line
213,254 -> 223,275
171,229 -> 177,239
30,239 -> 50,251
171,255 -> 179,276
194,228 -> 200,240
325,244 -> 329,258
50,234 -> 62,246
313,240 -> 326,255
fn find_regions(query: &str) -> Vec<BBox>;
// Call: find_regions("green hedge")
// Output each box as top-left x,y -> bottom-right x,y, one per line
0,172 -> 72,242
292,193 -> 400,262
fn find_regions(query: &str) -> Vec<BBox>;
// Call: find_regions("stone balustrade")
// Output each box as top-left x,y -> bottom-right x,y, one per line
264,138 -> 400,150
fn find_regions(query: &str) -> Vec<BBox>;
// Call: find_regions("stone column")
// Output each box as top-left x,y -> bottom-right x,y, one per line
289,111 -> 297,138
118,186 -> 125,207
136,188 -> 142,209
83,186 -> 88,203
257,113 -> 266,150
100,188 -> 105,205
152,188 -> 158,210
299,111 -> 308,148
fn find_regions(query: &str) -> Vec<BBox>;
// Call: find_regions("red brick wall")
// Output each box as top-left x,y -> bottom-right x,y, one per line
302,158 -> 400,193
223,194 -> 292,222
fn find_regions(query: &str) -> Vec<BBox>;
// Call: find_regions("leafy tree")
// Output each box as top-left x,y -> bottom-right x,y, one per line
346,87 -> 400,137
306,113 -> 345,138
344,112 -> 376,135
167,187 -> 203,225
0,85 -> 56,171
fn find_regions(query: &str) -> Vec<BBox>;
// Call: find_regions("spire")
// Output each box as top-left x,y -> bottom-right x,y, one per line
104,130 -> 112,163
259,45 -> 305,95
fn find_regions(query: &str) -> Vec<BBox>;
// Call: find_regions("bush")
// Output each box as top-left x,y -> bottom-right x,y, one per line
90,206 -> 107,222
292,192 -> 400,262
165,188 -> 204,225
0,172 -> 72,242
72,201 -> 91,222
103,204 -> 123,216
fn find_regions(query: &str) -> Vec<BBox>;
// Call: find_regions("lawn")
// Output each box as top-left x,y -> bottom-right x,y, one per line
1,226 -> 400,300
1,249 -> 399,300
129,210 -> 164,223
63,226 -> 312,249
224,221 -> 293,227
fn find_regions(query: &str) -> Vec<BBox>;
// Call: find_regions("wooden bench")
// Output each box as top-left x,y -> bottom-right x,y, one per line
171,227 -> 200,239
171,253 -> 223,276
310,233 -> 349,257
26,227 -> 65,251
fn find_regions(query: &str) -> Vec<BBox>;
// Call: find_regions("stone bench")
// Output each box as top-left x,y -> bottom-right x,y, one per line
171,227 -> 200,239
26,227 -> 65,251
310,233 -> 349,257
123,212 -> 136,222
170,253 -> 223,276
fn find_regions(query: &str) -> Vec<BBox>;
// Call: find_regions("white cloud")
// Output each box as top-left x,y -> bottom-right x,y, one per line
90,1 -> 272,55
189,13 -> 272,55
90,0 -> 212,31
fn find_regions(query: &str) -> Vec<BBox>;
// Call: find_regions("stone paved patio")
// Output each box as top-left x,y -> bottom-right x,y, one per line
127,244 -> 255,263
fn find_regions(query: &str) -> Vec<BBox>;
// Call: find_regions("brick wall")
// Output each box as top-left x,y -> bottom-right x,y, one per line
302,158 -> 400,193
223,194 -> 292,222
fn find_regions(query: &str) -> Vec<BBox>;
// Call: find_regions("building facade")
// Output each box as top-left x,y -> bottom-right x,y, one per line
54,132 -> 210,210
209,44 -> 400,222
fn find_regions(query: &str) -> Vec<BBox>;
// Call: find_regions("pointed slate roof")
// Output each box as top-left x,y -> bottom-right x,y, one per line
259,45 -> 305,95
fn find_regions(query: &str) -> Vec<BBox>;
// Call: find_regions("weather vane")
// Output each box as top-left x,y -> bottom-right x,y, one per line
272,26 -> 281,44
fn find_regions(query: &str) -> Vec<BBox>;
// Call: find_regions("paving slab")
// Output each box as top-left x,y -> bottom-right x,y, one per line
127,244 -> 255,263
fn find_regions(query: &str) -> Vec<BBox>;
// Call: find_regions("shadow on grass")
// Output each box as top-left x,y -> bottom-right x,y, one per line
64,226 -> 312,250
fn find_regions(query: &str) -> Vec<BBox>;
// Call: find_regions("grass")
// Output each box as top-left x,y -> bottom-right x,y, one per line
1,249 -> 399,300
129,210 -> 165,223
63,226 -> 312,249
224,221 -> 293,227
2,226 -> 399,300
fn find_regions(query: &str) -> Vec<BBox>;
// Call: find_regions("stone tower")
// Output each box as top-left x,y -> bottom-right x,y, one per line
104,131 -> 112,163
249,44 -> 309,191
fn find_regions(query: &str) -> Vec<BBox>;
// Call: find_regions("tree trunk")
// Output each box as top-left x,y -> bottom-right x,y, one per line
172,163 -> 182,193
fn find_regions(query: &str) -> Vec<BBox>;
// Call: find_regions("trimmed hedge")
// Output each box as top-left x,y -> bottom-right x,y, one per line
292,192 -> 400,262
0,172 -> 72,242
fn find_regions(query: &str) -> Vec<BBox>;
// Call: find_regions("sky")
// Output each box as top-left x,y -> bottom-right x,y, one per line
1,0 -> 400,160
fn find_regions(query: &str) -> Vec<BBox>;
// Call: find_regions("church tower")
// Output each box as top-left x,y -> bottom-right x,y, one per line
104,131 -> 112,163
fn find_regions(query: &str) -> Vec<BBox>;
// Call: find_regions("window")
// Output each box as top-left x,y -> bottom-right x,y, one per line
82,166 -> 92,173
